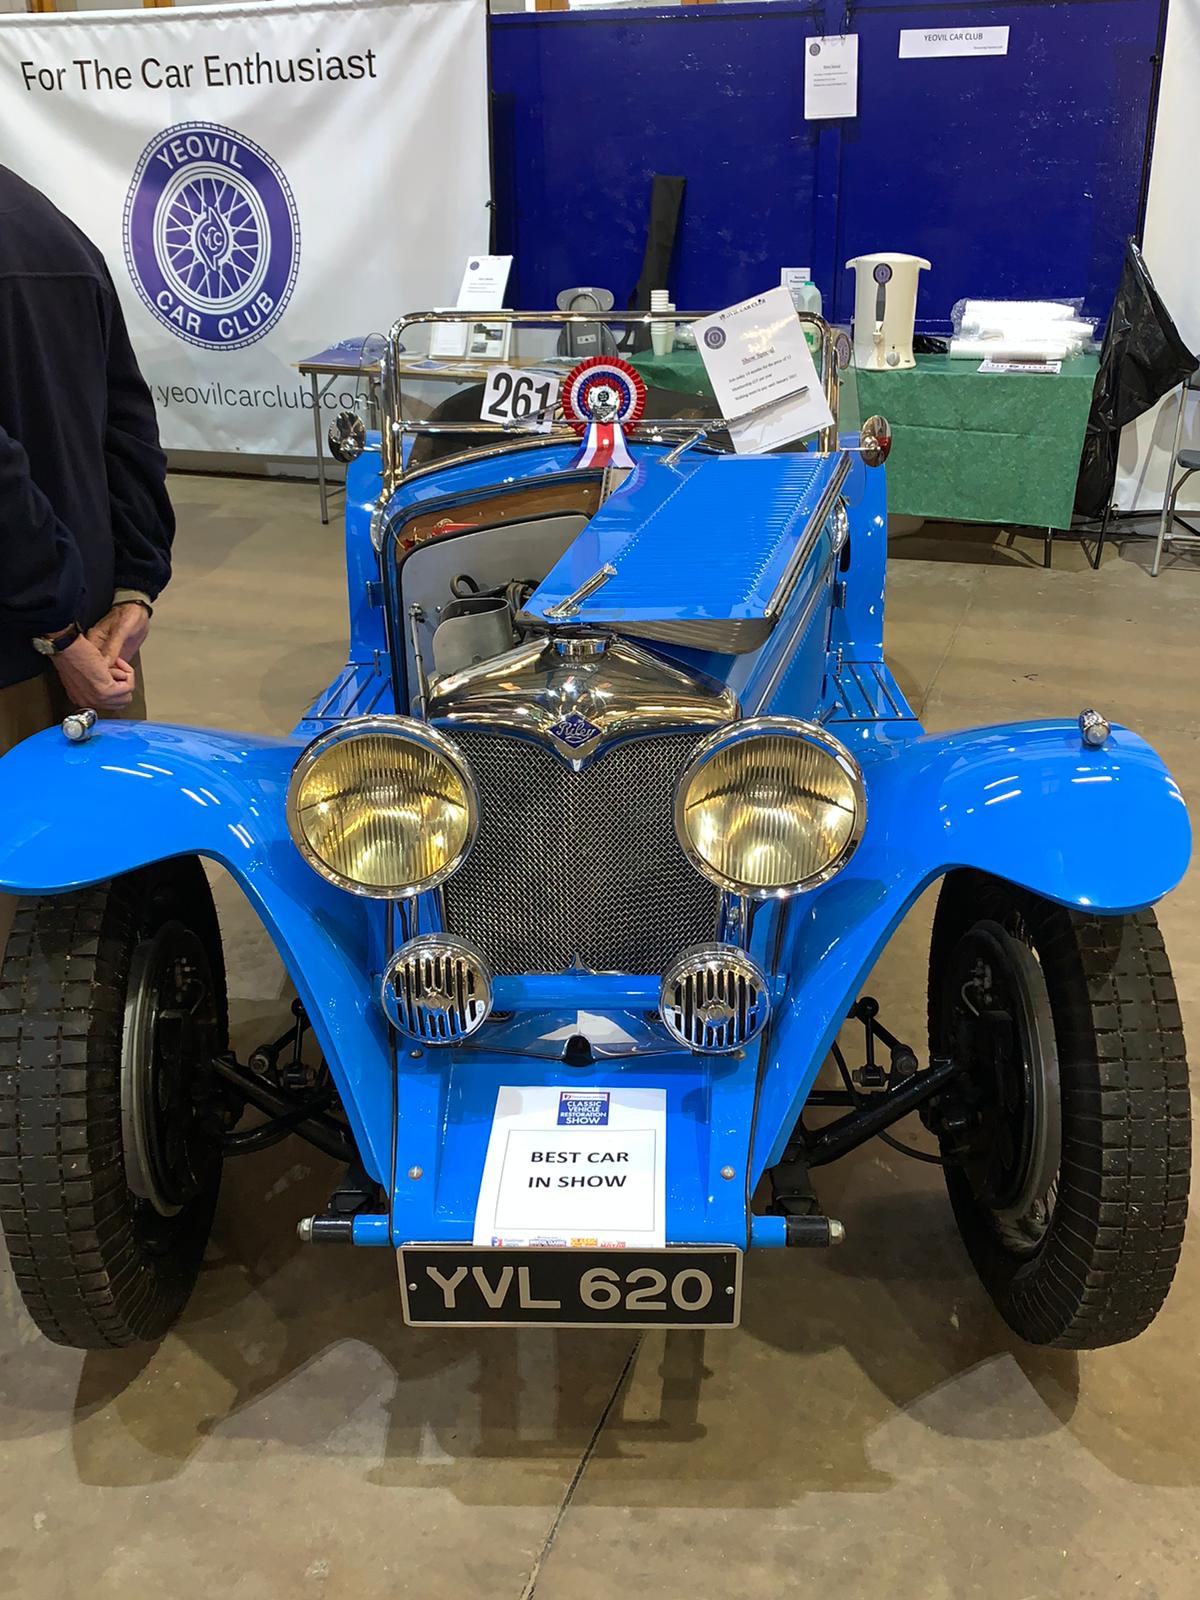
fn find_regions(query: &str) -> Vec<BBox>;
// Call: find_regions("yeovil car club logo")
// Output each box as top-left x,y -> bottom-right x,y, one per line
123,121 -> 300,351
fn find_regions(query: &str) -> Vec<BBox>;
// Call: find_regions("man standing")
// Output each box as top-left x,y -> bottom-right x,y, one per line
0,163 -> 174,937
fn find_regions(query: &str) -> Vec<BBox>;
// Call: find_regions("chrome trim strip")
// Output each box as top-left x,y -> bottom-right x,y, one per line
744,562 -> 837,715
764,452 -> 851,622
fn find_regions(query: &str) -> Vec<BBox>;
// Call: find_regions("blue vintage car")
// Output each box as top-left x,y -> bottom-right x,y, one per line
0,311 -> 1190,1350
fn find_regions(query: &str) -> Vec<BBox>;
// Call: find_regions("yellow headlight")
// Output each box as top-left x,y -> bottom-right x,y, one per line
287,719 -> 476,897
675,718 -> 865,898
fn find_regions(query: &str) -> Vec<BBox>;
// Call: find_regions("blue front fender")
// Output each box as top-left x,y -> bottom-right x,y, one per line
752,717 -> 1190,1172
0,715 -> 1187,1238
0,722 -> 394,1184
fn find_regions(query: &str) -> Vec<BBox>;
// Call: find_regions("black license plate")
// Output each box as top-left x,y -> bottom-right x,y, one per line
398,1246 -> 742,1328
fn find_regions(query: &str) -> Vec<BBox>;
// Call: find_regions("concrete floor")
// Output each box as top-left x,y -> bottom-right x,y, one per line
2,478 -> 1199,1600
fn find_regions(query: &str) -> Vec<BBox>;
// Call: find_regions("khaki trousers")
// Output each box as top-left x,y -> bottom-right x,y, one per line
0,660 -> 146,953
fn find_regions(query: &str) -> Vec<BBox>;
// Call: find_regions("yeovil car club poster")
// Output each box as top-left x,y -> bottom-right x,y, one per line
0,0 -> 490,455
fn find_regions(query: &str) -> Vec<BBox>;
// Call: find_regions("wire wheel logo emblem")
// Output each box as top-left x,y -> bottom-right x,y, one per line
124,121 -> 300,351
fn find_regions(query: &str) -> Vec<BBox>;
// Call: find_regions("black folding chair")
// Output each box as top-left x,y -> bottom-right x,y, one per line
1151,367 -> 1200,576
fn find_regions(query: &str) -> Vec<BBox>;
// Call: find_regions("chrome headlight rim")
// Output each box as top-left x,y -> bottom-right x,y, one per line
674,715 -> 866,900
286,715 -> 478,899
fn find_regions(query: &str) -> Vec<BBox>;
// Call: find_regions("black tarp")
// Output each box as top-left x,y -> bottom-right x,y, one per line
1075,240 -> 1196,518
622,176 -> 686,354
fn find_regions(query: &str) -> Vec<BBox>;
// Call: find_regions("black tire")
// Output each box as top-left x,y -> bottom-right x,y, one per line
0,859 -> 228,1349
928,869 -> 1189,1349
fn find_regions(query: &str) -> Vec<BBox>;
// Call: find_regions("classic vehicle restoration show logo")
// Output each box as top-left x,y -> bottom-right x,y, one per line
123,121 -> 300,351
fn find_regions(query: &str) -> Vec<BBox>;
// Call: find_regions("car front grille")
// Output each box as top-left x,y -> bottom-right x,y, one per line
441,728 -> 720,975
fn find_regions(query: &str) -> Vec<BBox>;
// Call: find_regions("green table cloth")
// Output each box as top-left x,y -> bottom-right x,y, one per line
633,349 -> 1099,531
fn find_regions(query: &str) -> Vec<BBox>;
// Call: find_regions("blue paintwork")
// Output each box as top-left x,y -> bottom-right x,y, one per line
0,395 -> 1189,1258
752,717 -> 1191,1173
342,444 -> 387,667
388,1047 -> 758,1248
0,723 -> 393,1187
0,697 -> 1186,1245
489,0 -> 1163,326
527,453 -> 843,634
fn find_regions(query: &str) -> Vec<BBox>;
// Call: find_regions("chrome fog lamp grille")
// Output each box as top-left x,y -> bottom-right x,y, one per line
659,944 -> 770,1055
381,934 -> 493,1044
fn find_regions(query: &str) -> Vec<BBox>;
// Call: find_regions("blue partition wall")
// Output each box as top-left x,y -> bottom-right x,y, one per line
489,0 -> 1166,329
490,3 -> 823,312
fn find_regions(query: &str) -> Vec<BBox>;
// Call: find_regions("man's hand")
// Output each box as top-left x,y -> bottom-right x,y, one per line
52,634 -> 135,711
88,600 -> 151,667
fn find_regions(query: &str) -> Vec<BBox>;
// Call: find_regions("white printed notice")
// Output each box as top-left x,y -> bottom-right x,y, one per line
456,254 -> 512,309
804,35 -> 858,120
694,284 -> 833,454
899,26 -> 1010,58
474,1086 -> 667,1248
430,253 -> 515,358
978,359 -> 1062,375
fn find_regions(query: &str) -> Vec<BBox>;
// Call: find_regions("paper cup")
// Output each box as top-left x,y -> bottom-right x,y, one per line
651,321 -> 676,357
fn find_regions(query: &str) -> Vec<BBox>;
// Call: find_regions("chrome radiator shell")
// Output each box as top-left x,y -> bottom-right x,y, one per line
425,631 -> 738,769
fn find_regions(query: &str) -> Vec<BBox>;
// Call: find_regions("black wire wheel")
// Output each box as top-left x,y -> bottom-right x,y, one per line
928,869 -> 1190,1349
0,860 -> 230,1349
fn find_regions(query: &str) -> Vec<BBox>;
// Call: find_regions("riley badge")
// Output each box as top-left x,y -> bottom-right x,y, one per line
561,356 -> 647,469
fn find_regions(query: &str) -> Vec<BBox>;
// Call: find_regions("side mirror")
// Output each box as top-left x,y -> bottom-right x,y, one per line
327,410 -> 366,464
859,414 -> 892,468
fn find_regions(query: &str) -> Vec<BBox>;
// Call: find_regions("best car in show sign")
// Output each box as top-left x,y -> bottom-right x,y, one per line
0,0 -> 489,455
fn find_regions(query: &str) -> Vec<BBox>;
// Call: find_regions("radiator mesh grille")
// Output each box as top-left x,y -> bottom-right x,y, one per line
442,729 -> 720,975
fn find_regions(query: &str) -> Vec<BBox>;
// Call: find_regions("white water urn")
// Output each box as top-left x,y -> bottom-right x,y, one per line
845,252 -> 931,370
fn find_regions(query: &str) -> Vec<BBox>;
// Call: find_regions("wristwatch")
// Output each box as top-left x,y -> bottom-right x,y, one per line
31,620 -> 82,657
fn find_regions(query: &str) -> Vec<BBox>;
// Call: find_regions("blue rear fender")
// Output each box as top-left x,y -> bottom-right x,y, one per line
0,714 -> 1187,1240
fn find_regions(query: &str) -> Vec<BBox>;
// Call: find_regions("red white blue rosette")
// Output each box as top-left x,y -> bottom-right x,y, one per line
561,356 -> 647,469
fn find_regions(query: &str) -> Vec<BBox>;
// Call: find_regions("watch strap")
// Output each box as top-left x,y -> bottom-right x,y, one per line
32,620 -> 82,657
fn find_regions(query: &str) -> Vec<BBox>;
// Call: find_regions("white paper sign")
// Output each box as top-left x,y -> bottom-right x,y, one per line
977,359 -> 1062,375
804,35 -> 858,120
480,366 -> 560,431
694,285 -> 834,454
899,26 -> 1010,58
474,1086 -> 667,1248
456,253 -> 513,310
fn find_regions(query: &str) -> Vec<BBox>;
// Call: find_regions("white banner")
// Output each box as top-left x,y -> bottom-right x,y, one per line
0,0 -> 489,454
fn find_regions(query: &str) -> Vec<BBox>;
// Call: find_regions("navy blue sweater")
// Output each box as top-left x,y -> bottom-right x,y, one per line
0,165 -> 173,688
